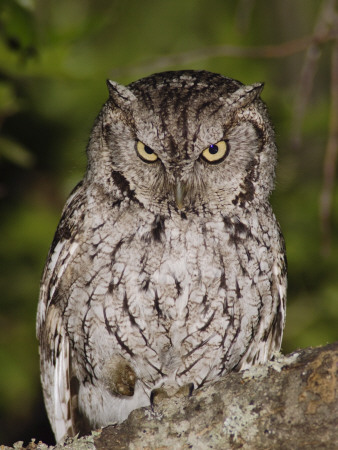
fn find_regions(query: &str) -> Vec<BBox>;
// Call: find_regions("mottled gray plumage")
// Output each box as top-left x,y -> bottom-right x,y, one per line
37,70 -> 287,442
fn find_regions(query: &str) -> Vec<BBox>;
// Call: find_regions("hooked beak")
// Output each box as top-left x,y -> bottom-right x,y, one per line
175,180 -> 186,210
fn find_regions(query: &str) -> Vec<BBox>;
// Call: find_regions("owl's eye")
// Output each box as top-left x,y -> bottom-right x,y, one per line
201,140 -> 228,164
136,141 -> 158,163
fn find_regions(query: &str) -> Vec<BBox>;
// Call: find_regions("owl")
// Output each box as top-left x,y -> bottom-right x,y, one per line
37,70 -> 287,442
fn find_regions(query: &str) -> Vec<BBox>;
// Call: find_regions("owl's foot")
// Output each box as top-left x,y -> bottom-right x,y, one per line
151,382 -> 194,406
150,387 -> 169,405
175,382 -> 194,397
103,355 -> 136,396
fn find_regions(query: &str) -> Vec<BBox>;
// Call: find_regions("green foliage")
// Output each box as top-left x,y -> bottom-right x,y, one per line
0,0 -> 337,445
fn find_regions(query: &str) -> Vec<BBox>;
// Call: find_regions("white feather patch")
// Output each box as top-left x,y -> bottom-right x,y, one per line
54,332 -> 72,442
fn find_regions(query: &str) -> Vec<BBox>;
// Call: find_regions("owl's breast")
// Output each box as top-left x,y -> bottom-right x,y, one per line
117,212 -> 273,386
69,207 -> 282,389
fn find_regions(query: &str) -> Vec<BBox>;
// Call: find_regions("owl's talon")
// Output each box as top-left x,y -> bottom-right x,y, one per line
150,387 -> 169,406
151,382 -> 194,406
174,382 -> 194,398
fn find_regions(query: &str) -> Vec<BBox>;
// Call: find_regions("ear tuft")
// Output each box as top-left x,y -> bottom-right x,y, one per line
225,82 -> 264,109
106,80 -> 137,106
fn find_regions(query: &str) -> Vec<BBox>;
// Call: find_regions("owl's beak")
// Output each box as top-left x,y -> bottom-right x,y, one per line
175,180 -> 186,210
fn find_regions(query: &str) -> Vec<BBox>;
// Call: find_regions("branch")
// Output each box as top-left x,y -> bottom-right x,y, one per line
291,0 -> 338,147
109,29 -> 338,79
320,29 -> 338,255
93,342 -> 337,449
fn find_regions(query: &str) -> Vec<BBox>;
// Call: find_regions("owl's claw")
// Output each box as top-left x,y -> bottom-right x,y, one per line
150,382 -> 194,406
177,382 -> 194,397
150,387 -> 169,406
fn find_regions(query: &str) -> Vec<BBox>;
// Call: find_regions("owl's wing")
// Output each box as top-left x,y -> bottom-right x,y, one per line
39,304 -> 73,441
237,226 -> 287,371
37,182 -> 86,442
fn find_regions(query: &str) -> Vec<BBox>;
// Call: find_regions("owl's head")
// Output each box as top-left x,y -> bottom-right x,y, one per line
86,70 -> 277,216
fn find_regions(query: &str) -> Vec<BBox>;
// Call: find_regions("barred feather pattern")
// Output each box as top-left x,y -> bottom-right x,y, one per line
37,70 -> 287,442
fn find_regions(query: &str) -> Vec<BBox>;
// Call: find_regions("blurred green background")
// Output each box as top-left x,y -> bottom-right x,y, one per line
1,0 -> 337,445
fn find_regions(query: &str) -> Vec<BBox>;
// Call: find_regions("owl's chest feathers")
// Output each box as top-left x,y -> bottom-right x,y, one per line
65,203 -> 279,385
80,206 -> 272,330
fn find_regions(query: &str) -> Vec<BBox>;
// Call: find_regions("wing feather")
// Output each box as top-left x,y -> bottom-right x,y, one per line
37,182 -> 85,441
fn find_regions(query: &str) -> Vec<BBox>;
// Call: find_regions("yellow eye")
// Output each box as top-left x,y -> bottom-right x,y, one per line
201,140 -> 228,164
136,141 -> 158,163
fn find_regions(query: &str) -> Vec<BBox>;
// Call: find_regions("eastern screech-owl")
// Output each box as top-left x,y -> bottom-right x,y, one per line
37,70 -> 287,442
